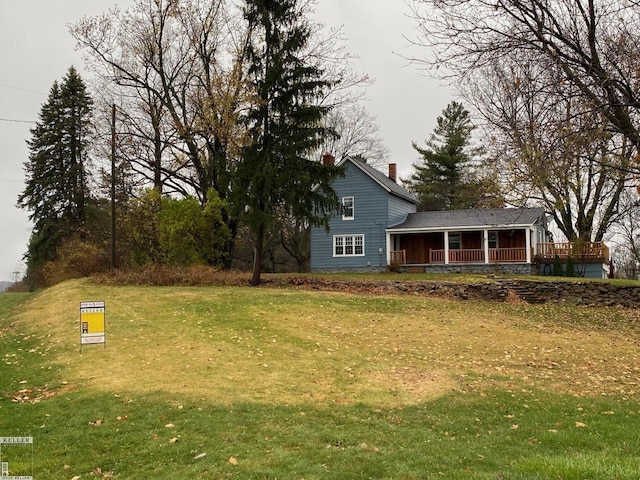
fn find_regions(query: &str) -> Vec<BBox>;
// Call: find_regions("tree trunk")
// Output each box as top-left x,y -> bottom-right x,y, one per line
250,223 -> 264,286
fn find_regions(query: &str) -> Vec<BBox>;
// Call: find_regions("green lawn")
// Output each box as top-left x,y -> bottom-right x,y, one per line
1,279 -> 639,479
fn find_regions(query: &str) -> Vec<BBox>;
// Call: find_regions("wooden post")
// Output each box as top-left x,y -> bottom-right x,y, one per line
110,104 -> 116,270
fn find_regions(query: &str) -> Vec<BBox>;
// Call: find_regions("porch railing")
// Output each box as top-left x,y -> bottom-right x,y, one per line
489,247 -> 527,262
391,242 -> 608,266
449,249 -> 485,263
389,249 -> 406,265
429,248 -> 527,264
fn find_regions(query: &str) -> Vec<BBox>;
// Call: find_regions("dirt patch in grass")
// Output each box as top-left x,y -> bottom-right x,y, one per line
365,367 -> 456,403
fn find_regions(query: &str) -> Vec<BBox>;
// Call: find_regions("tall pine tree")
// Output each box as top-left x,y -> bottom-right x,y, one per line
18,66 -> 94,286
238,0 -> 340,286
408,101 -> 502,211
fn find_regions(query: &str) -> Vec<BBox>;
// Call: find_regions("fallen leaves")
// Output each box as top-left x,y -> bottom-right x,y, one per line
9,384 -> 68,404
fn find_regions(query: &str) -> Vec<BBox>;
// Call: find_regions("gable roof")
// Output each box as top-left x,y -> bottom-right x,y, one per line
338,157 -> 418,204
387,207 -> 546,231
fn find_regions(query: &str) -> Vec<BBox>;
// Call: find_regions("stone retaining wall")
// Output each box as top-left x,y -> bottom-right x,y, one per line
493,280 -> 640,308
280,276 -> 640,308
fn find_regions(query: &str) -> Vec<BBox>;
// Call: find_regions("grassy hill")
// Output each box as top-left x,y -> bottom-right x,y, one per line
1,279 -> 640,479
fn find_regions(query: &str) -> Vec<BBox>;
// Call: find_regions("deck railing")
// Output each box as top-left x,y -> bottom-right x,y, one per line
536,242 -> 609,262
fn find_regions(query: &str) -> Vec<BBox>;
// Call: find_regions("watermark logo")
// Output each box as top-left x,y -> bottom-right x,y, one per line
0,437 -> 33,479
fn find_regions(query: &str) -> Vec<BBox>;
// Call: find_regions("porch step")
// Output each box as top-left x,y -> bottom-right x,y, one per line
498,281 -> 546,304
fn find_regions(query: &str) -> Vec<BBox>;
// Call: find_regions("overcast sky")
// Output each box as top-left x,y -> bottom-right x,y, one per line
0,0 -> 452,283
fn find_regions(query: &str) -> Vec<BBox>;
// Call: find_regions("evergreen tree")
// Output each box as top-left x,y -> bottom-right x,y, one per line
17,67 -> 94,286
552,254 -> 564,276
238,0 -> 340,286
565,255 -> 575,277
408,101 -> 501,211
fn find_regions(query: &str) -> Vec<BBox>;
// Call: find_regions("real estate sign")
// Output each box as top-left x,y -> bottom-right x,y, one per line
80,301 -> 106,346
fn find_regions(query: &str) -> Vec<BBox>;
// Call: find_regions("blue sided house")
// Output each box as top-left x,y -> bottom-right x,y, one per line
310,155 -> 611,278
310,155 -> 418,272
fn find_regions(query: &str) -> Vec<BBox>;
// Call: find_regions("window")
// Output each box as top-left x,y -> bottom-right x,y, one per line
342,196 -> 354,220
448,233 -> 461,250
334,234 -> 364,256
488,231 -> 498,249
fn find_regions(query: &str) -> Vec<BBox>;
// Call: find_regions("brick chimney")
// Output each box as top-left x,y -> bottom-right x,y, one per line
322,152 -> 335,166
388,163 -> 397,182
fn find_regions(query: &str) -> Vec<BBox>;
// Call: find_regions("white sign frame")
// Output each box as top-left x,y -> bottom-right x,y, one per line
80,301 -> 106,347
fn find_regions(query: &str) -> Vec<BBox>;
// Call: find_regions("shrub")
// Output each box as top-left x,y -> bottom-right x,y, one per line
91,265 -> 250,287
387,261 -> 402,273
553,254 -> 564,276
123,189 -> 230,268
40,239 -> 110,287
565,256 -> 575,277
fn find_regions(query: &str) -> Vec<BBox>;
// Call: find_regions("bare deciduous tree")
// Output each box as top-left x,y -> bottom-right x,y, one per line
409,0 -> 640,150
465,55 -> 634,241
321,104 -> 389,167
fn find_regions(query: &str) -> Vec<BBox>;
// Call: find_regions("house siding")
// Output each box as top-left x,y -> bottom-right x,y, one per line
310,160 -> 416,271
388,194 -> 416,227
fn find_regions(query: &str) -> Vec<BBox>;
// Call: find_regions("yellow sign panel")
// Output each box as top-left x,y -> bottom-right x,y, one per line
80,301 -> 105,346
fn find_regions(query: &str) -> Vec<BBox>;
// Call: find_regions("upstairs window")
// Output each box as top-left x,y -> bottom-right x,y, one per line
342,196 -> 354,220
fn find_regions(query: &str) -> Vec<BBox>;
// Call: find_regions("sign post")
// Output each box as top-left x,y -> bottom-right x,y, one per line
80,301 -> 106,348
0,436 -> 33,479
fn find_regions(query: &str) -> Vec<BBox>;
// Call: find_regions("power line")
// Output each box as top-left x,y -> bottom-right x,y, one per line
0,118 -> 35,124
0,83 -> 47,96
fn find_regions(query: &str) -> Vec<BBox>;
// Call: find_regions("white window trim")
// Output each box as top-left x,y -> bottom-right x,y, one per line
333,234 -> 365,257
342,196 -> 354,220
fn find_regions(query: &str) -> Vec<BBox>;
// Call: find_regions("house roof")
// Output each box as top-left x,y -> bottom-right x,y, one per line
387,207 -> 546,231
339,157 -> 418,204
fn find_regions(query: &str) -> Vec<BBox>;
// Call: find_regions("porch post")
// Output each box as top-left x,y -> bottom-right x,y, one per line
483,229 -> 490,264
444,231 -> 449,265
525,228 -> 532,263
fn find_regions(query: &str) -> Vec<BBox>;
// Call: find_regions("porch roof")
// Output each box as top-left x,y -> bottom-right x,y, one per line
387,207 -> 546,233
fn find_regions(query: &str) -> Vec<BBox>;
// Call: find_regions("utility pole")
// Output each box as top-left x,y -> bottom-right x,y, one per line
110,103 -> 117,270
